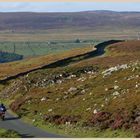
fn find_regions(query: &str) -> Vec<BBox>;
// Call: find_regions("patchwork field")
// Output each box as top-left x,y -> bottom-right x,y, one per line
0,40 -> 98,58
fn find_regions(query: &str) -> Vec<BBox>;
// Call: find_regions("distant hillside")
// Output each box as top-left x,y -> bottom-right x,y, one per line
0,11 -> 140,31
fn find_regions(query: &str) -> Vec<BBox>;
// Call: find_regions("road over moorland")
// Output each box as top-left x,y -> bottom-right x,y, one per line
0,112 -> 65,138
0,40 -> 124,138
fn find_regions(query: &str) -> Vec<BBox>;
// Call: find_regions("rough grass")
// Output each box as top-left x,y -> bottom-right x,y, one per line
21,115 -> 134,138
11,61 -> 139,119
30,119 -> 134,138
0,46 -> 93,80
0,128 -> 21,138
0,40 -> 140,137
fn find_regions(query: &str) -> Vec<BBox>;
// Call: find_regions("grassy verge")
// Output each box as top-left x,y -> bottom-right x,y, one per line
0,128 -> 21,138
36,122 -> 134,138
22,116 -> 134,138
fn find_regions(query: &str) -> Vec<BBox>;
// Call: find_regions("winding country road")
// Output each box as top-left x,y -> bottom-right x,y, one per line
0,40 -> 124,138
0,112 -> 64,138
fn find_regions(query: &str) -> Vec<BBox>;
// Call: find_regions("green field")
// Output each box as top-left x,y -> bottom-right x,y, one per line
0,40 -> 101,58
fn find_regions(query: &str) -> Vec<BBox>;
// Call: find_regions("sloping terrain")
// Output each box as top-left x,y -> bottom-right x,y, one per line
0,40 -> 121,81
0,47 -> 93,80
0,40 -> 140,137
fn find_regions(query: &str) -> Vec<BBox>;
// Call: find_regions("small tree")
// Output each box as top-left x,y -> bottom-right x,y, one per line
75,39 -> 80,43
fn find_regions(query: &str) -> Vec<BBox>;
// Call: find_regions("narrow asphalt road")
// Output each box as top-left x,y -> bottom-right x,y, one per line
0,112 -> 65,138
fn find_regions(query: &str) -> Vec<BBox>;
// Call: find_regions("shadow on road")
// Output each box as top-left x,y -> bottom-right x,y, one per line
4,116 -> 20,121
20,134 -> 34,138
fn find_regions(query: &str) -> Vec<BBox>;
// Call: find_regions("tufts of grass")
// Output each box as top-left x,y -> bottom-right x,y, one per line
0,40 -> 140,137
0,128 -> 21,138
23,117 -> 134,138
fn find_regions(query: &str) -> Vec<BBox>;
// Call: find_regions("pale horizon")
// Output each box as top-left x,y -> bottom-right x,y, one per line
0,2 -> 140,12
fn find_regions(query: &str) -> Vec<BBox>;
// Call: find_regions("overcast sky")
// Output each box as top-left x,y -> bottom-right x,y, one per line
0,2 -> 140,12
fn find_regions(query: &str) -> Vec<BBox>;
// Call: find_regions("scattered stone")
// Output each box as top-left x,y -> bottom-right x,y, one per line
93,109 -> 98,114
77,77 -> 86,82
86,108 -> 91,111
89,92 -> 93,95
32,119 -> 36,122
41,97 -> 47,101
101,104 -> 104,108
68,87 -> 77,92
135,116 -> 140,123
63,95 -> 68,99
56,80 -> 63,84
56,98 -> 60,101
112,91 -> 120,96
65,122 -> 71,125
114,85 -> 119,90
48,109 -> 53,112
105,88 -> 108,91
81,89 -> 86,94
102,64 -> 128,77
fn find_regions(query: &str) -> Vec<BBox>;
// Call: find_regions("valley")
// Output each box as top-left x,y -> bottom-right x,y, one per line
0,39 -> 140,137
0,10 -> 140,138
